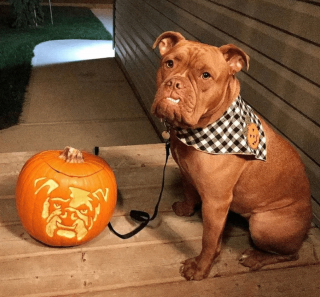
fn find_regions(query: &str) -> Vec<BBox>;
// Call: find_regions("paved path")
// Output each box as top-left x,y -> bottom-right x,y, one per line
0,8 -> 160,153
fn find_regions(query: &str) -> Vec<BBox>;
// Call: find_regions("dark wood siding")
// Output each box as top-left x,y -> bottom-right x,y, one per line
114,0 -> 320,227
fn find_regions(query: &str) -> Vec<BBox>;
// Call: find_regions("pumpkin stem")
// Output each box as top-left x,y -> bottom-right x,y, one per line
59,146 -> 84,163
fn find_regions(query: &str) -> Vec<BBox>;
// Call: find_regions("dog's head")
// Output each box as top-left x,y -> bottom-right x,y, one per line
151,31 -> 249,129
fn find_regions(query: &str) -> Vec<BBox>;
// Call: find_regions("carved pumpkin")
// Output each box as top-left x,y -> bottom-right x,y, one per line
15,147 -> 117,247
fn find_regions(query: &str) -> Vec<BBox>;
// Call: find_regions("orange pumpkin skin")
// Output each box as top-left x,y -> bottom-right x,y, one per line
15,149 -> 117,247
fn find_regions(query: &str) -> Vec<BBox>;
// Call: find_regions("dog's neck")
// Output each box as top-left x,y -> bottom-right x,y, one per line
195,76 -> 240,129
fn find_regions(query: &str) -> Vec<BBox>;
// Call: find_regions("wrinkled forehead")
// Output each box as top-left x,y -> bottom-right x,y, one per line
163,41 -> 226,71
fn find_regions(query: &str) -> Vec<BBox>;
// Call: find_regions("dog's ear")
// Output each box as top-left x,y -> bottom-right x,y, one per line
153,31 -> 185,56
219,44 -> 250,75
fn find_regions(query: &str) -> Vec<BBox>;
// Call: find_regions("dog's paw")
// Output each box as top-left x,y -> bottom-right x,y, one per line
239,249 -> 264,271
179,257 -> 210,281
172,201 -> 195,217
239,248 -> 299,271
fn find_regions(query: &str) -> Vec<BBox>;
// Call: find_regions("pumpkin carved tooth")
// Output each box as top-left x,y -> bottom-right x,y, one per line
57,222 -> 76,230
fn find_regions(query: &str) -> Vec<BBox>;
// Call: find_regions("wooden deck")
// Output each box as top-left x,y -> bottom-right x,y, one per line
0,144 -> 319,296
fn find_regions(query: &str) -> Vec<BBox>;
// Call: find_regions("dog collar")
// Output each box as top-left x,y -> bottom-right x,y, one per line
175,95 -> 267,161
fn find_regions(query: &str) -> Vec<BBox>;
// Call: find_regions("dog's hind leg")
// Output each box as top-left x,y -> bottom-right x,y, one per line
239,204 -> 311,270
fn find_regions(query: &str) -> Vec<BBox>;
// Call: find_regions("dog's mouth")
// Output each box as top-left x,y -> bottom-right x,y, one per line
151,77 -> 200,128
166,97 -> 180,104
152,94 -> 200,128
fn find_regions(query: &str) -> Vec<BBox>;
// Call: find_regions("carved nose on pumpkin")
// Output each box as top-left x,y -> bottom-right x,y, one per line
166,78 -> 185,89
60,209 -> 77,220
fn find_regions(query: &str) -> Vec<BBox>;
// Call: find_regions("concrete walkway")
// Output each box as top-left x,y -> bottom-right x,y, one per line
0,8 -> 160,153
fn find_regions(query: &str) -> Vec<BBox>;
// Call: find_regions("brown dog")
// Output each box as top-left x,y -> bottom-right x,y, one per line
151,31 -> 312,281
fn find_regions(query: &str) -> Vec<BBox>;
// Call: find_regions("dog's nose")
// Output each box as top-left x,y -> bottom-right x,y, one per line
166,78 -> 184,89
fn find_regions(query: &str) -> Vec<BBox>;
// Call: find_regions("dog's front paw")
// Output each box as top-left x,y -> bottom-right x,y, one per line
179,257 -> 210,281
172,201 -> 195,217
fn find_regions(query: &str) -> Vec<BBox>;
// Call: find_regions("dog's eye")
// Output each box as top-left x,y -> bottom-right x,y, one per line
202,72 -> 211,79
166,60 -> 174,68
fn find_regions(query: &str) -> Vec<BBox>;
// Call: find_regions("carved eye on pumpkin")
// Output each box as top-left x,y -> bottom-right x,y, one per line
15,147 -> 117,247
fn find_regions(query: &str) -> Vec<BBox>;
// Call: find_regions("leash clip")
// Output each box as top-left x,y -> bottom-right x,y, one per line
162,119 -> 171,142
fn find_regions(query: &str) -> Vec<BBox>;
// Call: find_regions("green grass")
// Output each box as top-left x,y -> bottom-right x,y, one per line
0,5 -> 112,130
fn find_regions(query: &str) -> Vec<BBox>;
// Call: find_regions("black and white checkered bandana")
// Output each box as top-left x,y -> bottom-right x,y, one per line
175,95 -> 267,161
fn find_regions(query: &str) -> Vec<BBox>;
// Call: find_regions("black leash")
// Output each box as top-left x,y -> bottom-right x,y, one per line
94,141 -> 171,239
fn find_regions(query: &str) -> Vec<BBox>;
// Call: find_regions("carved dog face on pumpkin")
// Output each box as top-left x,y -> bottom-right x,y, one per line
35,178 -> 108,241
151,31 -> 249,129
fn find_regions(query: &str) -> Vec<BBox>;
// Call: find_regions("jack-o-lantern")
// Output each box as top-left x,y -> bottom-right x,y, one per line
15,147 -> 117,247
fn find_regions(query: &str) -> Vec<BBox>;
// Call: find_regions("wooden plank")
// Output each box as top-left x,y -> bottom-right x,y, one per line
296,0 -> 320,6
117,0 -> 163,52
0,174 -> 18,198
114,20 -> 154,86
0,212 -> 250,257
118,2 -> 159,72
209,0 -> 320,45
0,223 -> 317,296
59,265 -> 320,297
312,200 -> 320,228
310,225 -> 320,256
0,143 -> 175,178
107,20 -> 158,110
0,182 -> 183,227
0,228 -> 318,296
0,213 -> 203,258
0,164 -> 180,200
115,21 -> 157,99
164,0 -> 320,85
136,0 -> 193,40
243,53 -> 320,127
302,152 -> 320,205
0,151 -> 37,177
0,144 -> 174,182
114,30 -> 127,66
116,0 -> 165,112
238,73 -> 320,164
98,144 -> 172,167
